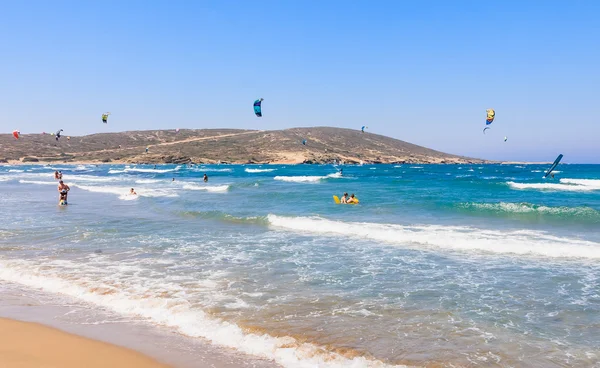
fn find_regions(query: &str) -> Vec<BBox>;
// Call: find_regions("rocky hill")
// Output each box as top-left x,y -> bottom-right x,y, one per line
0,127 -> 486,164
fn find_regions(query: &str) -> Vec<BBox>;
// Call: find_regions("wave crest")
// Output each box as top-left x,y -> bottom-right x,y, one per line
266,215 -> 600,259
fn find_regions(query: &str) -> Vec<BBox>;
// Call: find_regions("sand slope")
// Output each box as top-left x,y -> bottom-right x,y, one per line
0,318 -> 168,368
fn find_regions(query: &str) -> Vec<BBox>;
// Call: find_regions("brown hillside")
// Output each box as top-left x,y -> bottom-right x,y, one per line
0,127 -> 486,164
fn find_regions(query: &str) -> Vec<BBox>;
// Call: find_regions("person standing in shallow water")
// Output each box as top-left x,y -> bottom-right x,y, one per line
58,180 -> 70,203
203,174 -> 208,182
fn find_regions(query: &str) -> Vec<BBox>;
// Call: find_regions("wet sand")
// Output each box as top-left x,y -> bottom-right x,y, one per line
0,317 -> 168,368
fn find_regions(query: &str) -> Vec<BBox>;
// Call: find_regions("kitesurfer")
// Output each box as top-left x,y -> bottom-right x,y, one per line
58,180 -> 70,203
203,174 -> 208,182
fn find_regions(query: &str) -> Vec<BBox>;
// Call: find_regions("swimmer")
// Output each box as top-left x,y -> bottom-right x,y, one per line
54,171 -> 59,179
347,194 -> 359,204
172,178 -> 175,181
129,188 -> 137,195
340,192 -> 348,204
203,174 -> 208,182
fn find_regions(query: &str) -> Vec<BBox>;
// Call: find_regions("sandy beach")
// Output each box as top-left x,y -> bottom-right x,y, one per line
0,281 -> 281,368
0,317 -> 168,368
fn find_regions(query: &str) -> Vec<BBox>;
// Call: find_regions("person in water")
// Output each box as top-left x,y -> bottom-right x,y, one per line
54,171 -> 59,179
58,180 -> 70,203
340,192 -> 349,204
58,171 -> 63,180
203,174 -> 208,182
129,188 -> 137,195
347,194 -> 358,204
339,168 -> 343,176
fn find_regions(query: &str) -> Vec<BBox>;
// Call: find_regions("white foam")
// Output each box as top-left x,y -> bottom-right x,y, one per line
0,259 -> 403,368
461,202 -> 599,217
70,175 -> 118,183
74,184 -> 178,198
508,179 -> 600,192
8,169 -> 24,173
109,167 -> 181,174
182,183 -> 230,192
275,176 -> 324,183
19,180 -> 55,186
197,168 -> 233,172
135,179 -> 162,184
274,173 -> 341,183
560,179 -> 600,189
409,166 -> 423,169
119,194 -> 140,201
245,168 -> 276,173
266,215 -> 600,260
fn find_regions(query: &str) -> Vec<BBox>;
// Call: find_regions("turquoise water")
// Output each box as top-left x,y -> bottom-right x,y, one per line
1,163 -> 599,367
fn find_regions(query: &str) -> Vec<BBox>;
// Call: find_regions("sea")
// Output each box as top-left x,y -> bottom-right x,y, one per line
1,163 -> 599,367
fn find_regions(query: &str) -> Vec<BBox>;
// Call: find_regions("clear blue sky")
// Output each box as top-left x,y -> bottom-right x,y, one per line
2,1 -> 599,162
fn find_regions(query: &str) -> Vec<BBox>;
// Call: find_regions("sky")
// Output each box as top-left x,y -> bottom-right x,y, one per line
1,1 -> 599,163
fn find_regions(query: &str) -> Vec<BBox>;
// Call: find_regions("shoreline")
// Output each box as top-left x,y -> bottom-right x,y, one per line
0,281 -> 280,368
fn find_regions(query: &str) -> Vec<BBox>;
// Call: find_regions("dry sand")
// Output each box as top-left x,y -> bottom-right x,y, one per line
0,317 -> 168,368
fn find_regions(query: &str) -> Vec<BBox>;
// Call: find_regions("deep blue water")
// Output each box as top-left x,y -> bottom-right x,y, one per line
1,163 -> 599,367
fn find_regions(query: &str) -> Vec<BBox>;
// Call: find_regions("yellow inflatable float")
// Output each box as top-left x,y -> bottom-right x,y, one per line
333,195 -> 359,205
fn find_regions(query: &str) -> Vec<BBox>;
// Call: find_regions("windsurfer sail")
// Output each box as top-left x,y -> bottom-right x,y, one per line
544,154 -> 563,178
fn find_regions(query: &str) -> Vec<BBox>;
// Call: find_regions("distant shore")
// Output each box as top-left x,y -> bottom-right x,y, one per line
0,127 -> 488,165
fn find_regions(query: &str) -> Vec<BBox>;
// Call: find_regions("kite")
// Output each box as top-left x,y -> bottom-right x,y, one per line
12,130 -> 20,140
302,139 -> 307,145
175,128 -> 180,133
504,136 -> 507,142
544,154 -> 563,178
67,136 -> 71,141
102,112 -> 111,124
361,125 -> 368,133
486,109 -> 495,125
254,98 -> 263,117
55,129 -> 63,141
